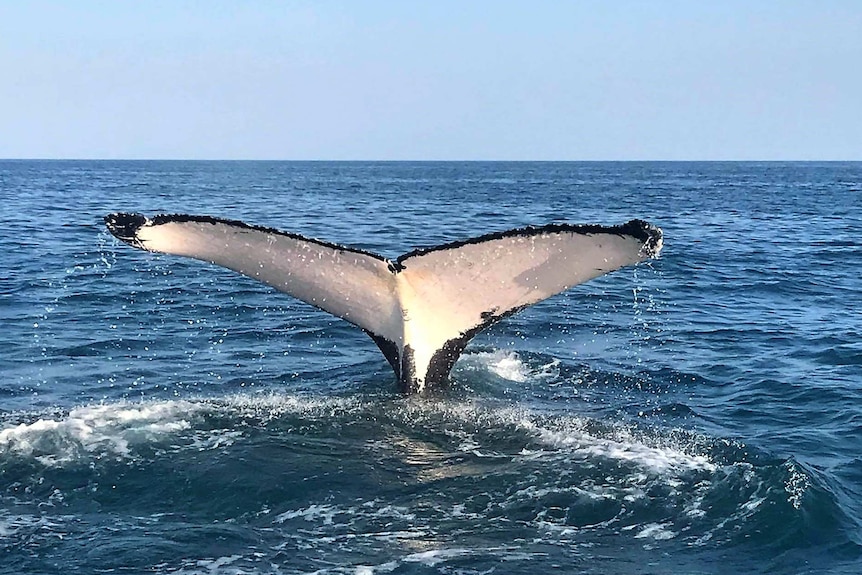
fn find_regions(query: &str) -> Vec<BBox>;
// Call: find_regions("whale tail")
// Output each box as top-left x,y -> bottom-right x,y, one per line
105,213 -> 662,393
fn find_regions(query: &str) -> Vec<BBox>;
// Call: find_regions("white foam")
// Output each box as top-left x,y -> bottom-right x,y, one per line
0,401 -> 199,466
486,350 -> 532,382
402,548 -> 473,566
784,460 -> 809,510
163,554 -> 248,575
386,393 -> 714,477
466,350 -> 559,382
0,392 -> 366,467
217,392 -> 362,421
0,389 -> 714,484
197,554 -> 244,571
355,563 -> 398,575
518,418 -> 715,474
274,504 -> 340,525
634,522 -> 677,540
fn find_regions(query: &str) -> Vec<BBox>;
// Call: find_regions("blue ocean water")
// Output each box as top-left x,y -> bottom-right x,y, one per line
0,160 -> 860,574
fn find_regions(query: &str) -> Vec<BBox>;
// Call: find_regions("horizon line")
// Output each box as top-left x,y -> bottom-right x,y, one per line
1,158 -> 859,163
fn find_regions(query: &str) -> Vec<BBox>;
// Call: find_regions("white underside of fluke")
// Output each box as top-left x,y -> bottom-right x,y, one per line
105,213 -> 663,393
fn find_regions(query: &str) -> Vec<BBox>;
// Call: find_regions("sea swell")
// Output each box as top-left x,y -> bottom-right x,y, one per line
3,160 -> 861,574
1,362 -> 854,573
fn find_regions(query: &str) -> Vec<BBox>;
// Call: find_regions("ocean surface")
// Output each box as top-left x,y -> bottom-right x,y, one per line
1,161 -> 860,574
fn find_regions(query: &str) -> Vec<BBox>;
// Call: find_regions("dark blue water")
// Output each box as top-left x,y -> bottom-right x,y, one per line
1,161 -> 860,574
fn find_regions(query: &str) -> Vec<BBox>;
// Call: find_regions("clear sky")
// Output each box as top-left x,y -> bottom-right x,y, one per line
1,1 -> 859,160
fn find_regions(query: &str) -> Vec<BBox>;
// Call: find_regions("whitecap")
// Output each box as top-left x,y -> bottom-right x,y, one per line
402,548 -> 473,566
520,418 -> 715,474
274,504 -> 341,525
634,522 -> 677,540
0,400 -> 199,466
0,392 -> 368,467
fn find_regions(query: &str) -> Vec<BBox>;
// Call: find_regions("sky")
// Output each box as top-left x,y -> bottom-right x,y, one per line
0,1 -> 859,160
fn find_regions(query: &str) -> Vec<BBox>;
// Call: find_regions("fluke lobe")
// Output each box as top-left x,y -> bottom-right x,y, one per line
105,213 -> 662,393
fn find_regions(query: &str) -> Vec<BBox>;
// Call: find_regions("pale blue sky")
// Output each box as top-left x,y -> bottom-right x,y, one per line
1,1 -> 859,160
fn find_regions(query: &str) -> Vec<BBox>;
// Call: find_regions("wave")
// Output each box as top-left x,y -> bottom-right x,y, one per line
0,401 -> 199,466
0,351 -> 856,573
0,388 -> 829,520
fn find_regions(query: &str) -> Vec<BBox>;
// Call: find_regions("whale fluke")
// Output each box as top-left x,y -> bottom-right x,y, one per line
105,213 -> 662,393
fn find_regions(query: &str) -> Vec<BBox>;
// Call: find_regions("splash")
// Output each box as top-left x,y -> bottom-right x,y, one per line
465,350 -> 560,382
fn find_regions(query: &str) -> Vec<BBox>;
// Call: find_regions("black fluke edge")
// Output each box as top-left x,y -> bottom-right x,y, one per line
105,212 -> 146,244
397,218 -> 663,263
620,219 -> 663,257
